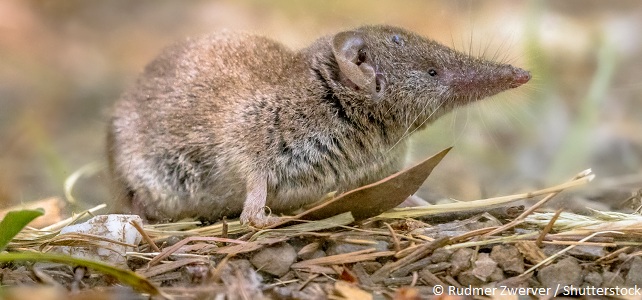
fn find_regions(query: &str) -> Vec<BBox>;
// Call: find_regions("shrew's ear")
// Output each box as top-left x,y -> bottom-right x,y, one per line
332,31 -> 386,100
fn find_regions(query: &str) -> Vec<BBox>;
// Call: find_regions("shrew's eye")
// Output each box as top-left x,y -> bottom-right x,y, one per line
428,69 -> 437,76
391,35 -> 403,45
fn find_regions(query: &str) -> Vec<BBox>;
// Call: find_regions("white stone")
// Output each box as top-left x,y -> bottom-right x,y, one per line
56,214 -> 143,267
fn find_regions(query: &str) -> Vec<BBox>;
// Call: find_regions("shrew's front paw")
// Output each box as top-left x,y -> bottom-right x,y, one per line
240,210 -> 281,228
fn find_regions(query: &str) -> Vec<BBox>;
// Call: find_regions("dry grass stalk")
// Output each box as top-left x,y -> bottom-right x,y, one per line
216,237 -> 288,255
485,169 -> 594,236
147,236 -> 246,267
44,232 -> 136,249
595,246 -> 631,264
250,212 -> 355,241
291,248 -> 395,269
536,208 -> 563,247
130,220 -> 160,252
522,231 -> 623,276
370,237 -> 449,283
378,169 -> 594,220
446,232 -> 540,250
139,257 -> 209,278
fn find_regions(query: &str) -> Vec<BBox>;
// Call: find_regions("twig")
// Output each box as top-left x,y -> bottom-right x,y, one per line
148,236 -> 245,267
444,275 -> 462,288
450,227 -> 497,244
291,248 -> 395,269
420,205 -> 524,223
446,232 -> 539,250
297,273 -> 320,291
522,231 -> 623,276
221,217 -> 229,240
370,237 -> 449,283
131,220 -> 160,252
410,271 -> 418,287
384,222 -> 401,253
595,246 -> 630,264
210,254 -> 232,283
40,204 -> 107,231
139,258 -> 209,278
539,240 -> 616,247
536,209 -> 563,247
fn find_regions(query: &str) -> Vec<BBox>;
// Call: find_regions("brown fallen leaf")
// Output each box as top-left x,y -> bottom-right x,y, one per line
300,147 -> 451,221
339,266 -> 359,283
0,197 -> 65,228
334,280 -> 372,300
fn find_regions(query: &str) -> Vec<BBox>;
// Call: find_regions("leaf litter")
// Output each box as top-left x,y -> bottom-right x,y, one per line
2,148 -> 642,299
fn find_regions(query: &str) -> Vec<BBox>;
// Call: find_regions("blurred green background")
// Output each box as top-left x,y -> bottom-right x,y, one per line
1,0 -> 641,213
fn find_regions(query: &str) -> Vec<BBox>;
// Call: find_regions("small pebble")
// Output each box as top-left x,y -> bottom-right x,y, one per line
471,253 -> 498,281
490,244 -> 524,274
567,245 -> 607,260
537,257 -> 582,292
449,248 -> 475,276
429,247 -> 453,263
457,270 -> 486,286
602,271 -> 625,288
250,243 -> 297,277
361,261 -> 383,274
626,256 -> 642,286
584,271 -> 603,288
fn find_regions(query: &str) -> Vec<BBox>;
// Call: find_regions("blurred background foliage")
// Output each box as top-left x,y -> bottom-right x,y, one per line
1,0 -> 641,213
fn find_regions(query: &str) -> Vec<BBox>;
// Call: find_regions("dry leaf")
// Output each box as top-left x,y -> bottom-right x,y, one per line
334,281 -> 372,300
339,267 -> 359,283
301,147 -> 451,221
0,197 -> 65,228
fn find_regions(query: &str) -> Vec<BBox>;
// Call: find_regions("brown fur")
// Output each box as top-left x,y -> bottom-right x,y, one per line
107,25 -> 530,225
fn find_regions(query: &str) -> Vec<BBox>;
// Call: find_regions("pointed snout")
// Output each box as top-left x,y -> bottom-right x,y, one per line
509,67 -> 531,88
441,62 -> 531,101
